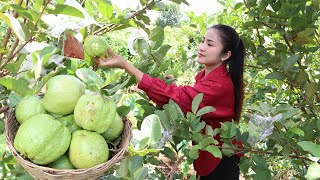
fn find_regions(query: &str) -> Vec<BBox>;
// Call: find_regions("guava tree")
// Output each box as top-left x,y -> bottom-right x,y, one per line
0,0 -> 319,180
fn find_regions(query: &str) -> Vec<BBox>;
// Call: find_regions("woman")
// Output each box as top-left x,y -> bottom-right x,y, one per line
97,24 -> 245,179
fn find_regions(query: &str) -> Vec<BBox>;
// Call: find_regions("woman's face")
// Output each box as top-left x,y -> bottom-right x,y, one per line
197,28 -> 229,70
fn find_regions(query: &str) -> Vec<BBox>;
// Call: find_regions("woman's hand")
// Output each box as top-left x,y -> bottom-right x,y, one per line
97,47 -> 144,83
97,47 -> 128,69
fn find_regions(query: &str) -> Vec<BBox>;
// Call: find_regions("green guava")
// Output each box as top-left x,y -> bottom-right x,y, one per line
74,93 -> 116,133
84,35 -> 108,57
48,154 -> 75,169
69,130 -> 109,169
57,114 -> 81,133
101,113 -> 124,141
43,75 -> 84,115
14,114 -> 71,165
15,95 -> 47,124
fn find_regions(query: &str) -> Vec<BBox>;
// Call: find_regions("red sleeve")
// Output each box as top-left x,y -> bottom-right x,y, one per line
138,73 -> 235,128
138,74 -> 200,113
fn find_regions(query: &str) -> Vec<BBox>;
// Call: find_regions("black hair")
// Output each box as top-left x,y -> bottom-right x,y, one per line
209,24 -> 245,122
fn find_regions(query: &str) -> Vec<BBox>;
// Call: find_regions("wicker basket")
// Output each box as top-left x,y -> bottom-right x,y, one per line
4,110 -> 132,180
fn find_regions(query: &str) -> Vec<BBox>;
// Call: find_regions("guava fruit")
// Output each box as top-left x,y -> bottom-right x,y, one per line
57,114 -> 81,133
14,114 -> 71,165
48,154 -> 75,169
74,93 -> 116,133
84,35 -> 108,57
15,95 -> 47,124
43,75 -> 84,115
101,113 -> 124,141
69,130 -> 109,169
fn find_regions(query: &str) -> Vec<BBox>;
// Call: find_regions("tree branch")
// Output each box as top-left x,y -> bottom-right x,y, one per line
94,0 -> 158,35
0,105 -> 9,114
166,156 -> 184,180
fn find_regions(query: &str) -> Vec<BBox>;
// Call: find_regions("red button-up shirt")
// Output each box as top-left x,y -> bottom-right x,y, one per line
138,64 -> 235,176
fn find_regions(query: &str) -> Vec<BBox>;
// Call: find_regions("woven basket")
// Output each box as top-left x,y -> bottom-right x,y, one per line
5,110 -> 132,180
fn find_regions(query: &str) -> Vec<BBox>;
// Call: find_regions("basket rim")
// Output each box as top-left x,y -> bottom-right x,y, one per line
4,109 -> 132,174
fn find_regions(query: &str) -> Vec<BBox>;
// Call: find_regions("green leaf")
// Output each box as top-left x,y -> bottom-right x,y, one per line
204,145 -> 222,158
4,54 -> 26,73
8,91 -> 22,108
76,68 -> 104,92
47,4 -> 84,18
103,76 -> 135,95
289,127 -> 305,136
280,108 -> 300,122
265,72 -> 285,80
133,167 -> 148,180
161,146 -> 177,161
168,99 -> 184,119
284,54 -> 300,71
196,106 -> 215,117
297,141 -> 320,157
259,102 -> 271,113
149,27 -> 164,50
234,2 -> 244,10
189,145 -> 201,159
141,114 -> 162,145
115,158 -> 129,178
154,110 -> 171,131
239,156 -> 250,174
163,103 -> 179,122
0,76 -> 33,97
153,2 -> 166,11
98,2 -> 113,20
128,155 -> 144,175
0,121 -> 4,134
193,121 -> 206,132
135,137 -> 150,150
35,66 -> 64,93
205,125 -> 214,136
10,4 -> 34,21
192,93 -> 203,114
221,143 -> 235,156
251,155 -> 271,180
0,13 -> 30,42
305,82 -> 318,100
201,137 -> 216,147
0,134 -> 6,161
306,162 -> 320,180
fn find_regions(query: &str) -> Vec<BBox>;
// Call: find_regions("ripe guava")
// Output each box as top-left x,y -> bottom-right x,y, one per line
84,35 -> 108,57
74,93 -> 116,133
101,113 -> 124,141
69,130 -> 109,169
14,114 -> 71,165
15,95 -> 47,124
48,154 -> 75,169
57,114 -> 81,133
43,75 -> 84,115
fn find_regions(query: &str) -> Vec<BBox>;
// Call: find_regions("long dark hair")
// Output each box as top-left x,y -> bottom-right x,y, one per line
210,24 -> 245,122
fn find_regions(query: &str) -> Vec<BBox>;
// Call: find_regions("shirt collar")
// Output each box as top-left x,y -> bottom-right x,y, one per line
195,64 -> 228,82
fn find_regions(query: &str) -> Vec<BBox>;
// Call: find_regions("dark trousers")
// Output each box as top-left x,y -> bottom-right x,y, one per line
200,155 -> 240,180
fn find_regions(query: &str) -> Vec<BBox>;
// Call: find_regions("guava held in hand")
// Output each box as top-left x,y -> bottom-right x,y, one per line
84,35 -> 109,57
43,75 -> 85,115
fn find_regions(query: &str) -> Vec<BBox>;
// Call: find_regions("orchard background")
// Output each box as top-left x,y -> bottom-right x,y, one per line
0,0 -> 319,179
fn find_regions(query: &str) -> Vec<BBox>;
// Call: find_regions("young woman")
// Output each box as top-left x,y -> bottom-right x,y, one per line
97,24 -> 245,179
